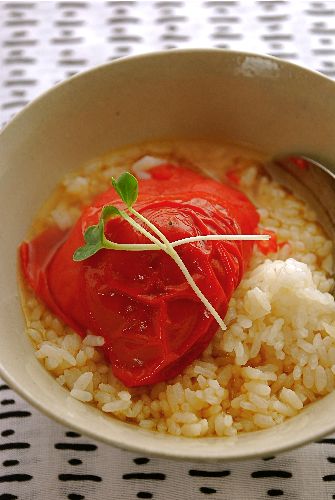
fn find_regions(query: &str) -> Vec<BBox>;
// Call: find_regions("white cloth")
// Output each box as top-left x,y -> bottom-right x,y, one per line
1,1 -> 335,499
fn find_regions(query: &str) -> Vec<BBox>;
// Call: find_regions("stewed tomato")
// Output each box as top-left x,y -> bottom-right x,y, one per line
20,164 -> 259,387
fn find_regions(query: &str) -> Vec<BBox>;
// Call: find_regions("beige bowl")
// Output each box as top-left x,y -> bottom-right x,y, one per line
1,49 -> 335,462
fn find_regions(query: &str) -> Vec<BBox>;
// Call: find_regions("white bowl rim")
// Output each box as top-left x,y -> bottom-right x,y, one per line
0,47 -> 334,140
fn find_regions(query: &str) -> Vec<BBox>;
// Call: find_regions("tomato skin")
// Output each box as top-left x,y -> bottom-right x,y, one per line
256,229 -> 288,256
256,229 -> 278,255
288,156 -> 309,170
20,165 -> 259,387
226,169 -> 240,185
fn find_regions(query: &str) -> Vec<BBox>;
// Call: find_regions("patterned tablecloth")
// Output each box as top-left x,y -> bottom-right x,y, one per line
1,1 -> 335,499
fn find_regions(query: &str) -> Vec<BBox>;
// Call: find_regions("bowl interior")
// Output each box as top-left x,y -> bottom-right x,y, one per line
1,49 -> 335,461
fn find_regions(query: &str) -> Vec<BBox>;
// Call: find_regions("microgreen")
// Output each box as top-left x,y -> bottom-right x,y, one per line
101,205 -> 122,220
73,205 -> 121,261
112,172 -> 138,207
73,220 -> 103,261
73,171 -> 270,329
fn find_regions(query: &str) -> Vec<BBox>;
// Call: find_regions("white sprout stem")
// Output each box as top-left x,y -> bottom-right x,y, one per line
120,211 -> 166,251
129,207 -> 227,331
103,233 -> 270,251
171,234 -> 269,247
104,240 -> 158,251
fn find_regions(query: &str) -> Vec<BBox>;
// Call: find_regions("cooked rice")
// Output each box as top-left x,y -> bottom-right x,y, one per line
21,140 -> 335,437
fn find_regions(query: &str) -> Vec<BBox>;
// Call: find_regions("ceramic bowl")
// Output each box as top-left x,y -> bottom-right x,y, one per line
1,49 -> 335,462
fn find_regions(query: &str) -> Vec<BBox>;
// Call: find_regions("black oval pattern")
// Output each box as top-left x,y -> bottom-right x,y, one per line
0,474 -> 33,483
58,473 -> 102,482
123,473 -> 166,480
200,486 -> 217,495
0,442 -> 30,450
1,430 -> 14,437
65,431 -> 82,438
133,457 -> 150,465
318,438 -> 335,444
0,400 -> 15,406
54,443 -> 97,451
2,460 -> 19,467
189,470 -> 231,478
267,490 -> 284,497
0,411 -> 31,419
68,458 -> 82,466
251,471 -> 292,479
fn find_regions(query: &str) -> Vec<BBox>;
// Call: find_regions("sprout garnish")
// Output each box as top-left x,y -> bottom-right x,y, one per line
73,172 -> 270,330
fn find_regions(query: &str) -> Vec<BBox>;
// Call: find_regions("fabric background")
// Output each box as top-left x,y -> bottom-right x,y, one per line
1,1 -> 335,499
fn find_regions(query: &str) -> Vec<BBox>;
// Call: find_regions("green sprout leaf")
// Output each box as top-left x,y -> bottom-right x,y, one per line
73,205 -> 121,261
84,224 -> 101,245
73,243 -> 102,261
101,205 -> 121,220
112,172 -> 138,207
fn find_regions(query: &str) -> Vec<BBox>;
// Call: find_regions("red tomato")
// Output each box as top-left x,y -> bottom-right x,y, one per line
226,169 -> 240,185
20,164 -> 259,387
288,156 -> 309,170
256,229 -> 278,255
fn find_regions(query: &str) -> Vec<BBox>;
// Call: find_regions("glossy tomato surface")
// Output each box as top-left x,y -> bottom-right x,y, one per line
20,165 -> 259,386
